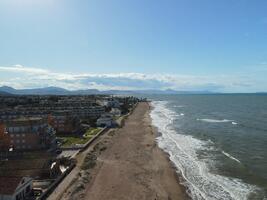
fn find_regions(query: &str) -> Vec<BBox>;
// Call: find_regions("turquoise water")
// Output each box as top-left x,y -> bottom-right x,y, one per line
149,94 -> 267,200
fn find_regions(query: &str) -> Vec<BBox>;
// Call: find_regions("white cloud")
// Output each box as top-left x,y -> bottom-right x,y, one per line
0,65 -> 49,74
0,64 -> 264,92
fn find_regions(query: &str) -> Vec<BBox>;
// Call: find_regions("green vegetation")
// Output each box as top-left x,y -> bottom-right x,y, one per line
81,152 -> 97,170
81,141 -> 107,170
113,115 -> 122,120
60,128 -> 102,147
84,128 -> 101,137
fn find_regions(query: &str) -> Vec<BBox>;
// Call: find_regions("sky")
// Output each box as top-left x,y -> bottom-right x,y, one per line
0,0 -> 267,92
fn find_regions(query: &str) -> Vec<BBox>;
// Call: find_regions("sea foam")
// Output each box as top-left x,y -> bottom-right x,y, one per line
197,118 -> 233,123
197,118 -> 238,125
222,151 -> 241,164
150,101 -> 256,200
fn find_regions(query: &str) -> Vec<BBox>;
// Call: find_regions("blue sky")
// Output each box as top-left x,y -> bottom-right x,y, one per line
0,0 -> 267,92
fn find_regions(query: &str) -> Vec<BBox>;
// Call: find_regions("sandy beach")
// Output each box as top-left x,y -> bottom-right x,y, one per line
61,102 -> 188,200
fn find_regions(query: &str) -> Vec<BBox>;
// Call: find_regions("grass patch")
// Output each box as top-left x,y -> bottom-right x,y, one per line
60,128 -> 102,147
84,128 -> 101,137
113,116 -> 121,120
60,136 -> 90,147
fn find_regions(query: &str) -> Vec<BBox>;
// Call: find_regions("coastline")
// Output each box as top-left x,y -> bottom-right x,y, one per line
148,102 -> 190,200
61,102 -> 188,200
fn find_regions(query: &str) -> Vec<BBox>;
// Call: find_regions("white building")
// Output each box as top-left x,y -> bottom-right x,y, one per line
99,99 -> 120,108
110,108 -> 121,117
0,176 -> 33,200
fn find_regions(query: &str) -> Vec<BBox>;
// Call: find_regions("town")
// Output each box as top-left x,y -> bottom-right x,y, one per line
0,94 -> 142,200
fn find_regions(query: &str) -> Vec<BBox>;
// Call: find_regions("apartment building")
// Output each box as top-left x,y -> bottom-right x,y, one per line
0,123 -> 10,151
2,118 -> 56,151
48,111 -> 80,134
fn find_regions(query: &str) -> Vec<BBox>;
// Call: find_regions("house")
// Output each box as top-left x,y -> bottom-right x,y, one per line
0,176 -> 33,200
96,114 -> 115,127
0,157 -> 59,179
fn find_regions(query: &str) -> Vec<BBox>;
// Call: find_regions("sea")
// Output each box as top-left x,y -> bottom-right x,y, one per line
148,94 -> 267,200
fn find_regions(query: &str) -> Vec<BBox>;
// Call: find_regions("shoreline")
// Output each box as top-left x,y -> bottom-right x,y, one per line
148,102 -> 190,200
148,103 -> 191,200
61,102 -> 189,200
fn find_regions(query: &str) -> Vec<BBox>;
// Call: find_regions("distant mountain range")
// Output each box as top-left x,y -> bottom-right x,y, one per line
0,90 -> 12,96
0,86 -> 217,95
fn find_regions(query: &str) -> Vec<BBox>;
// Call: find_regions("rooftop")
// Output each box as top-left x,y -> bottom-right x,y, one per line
0,176 -> 23,195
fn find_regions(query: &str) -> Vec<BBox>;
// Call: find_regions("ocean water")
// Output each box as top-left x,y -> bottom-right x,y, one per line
149,94 -> 267,200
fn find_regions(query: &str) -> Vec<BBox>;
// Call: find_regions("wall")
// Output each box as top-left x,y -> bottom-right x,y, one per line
0,123 -> 10,151
0,194 -> 13,200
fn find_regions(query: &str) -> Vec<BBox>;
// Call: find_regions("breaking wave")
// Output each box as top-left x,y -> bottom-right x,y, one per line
150,101 -> 257,200
197,118 -> 238,125
222,151 -> 241,164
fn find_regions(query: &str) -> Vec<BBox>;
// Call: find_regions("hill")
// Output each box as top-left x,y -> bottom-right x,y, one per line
0,86 -> 216,95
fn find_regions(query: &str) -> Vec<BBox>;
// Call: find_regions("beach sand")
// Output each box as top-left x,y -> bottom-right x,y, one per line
62,102 -> 188,200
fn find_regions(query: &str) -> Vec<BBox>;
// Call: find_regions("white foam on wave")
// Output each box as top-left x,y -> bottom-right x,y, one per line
150,101 -> 256,200
197,118 -> 238,125
197,118 -> 232,123
222,151 -> 241,164
174,113 -> 185,117
174,105 -> 185,108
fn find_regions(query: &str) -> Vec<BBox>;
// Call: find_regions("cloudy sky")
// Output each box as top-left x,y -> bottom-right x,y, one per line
0,0 -> 267,92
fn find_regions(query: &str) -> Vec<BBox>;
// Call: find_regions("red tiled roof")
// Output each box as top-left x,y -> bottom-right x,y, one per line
0,176 -> 22,195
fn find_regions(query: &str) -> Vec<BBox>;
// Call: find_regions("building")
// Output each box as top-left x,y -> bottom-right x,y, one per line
110,108 -> 122,117
74,106 -> 105,119
0,123 -> 10,151
2,118 -> 56,151
48,112 -> 80,134
0,176 -> 33,200
99,98 -> 121,108
96,114 -> 115,127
